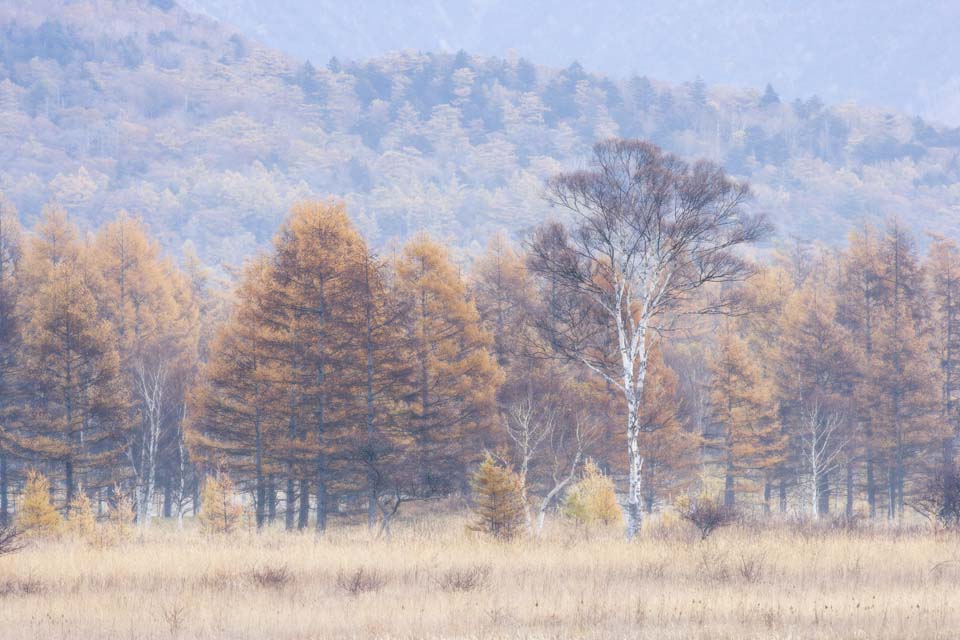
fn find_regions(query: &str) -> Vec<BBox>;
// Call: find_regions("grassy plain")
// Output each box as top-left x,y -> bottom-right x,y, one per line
0,511 -> 958,639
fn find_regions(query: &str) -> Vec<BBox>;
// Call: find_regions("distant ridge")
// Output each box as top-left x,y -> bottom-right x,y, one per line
0,0 -> 958,267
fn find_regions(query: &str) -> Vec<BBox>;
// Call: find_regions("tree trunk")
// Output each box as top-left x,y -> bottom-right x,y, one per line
64,459 -> 74,511
315,479 -> 327,533
175,415 -> 186,530
254,406 -> 265,529
625,411 -> 643,539
866,445 -> 876,518
817,469 -> 830,516
267,475 -> 277,523
723,463 -> 735,508
298,478 -> 310,529
285,471 -> 296,530
367,485 -> 378,531
887,468 -> 896,520
162,477 -> 172,518
845,462 -> 854,518
0,452 -> 7,527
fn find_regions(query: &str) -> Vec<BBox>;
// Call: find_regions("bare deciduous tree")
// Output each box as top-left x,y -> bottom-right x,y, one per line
527,138 -> 769,537
503,398 -> 594,534
799,400 -> 852,517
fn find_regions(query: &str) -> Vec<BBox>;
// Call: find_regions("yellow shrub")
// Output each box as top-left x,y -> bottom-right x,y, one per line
199,474 -> 244,534
65,487 -> 96,540
109,490 -> 135,542
468,454 -> 527,540
563,460 -> 622,527
18,470 -> 62,538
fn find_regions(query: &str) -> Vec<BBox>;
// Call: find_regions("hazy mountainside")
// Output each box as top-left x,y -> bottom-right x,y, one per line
2,0 -> 960,267
181,0 -> 960,126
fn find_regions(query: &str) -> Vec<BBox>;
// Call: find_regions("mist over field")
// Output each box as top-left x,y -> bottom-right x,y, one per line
1,3 -> 959,639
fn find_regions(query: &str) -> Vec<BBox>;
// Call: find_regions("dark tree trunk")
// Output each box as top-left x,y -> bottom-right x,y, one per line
64,459 -> 74,512
162,477 -> 172,518
285,472 -> 296,530
315,480 -> 327,533
723,464 -> 735,508
0,452 -> 7,526
845,462 -> 854,517
267,475 -> 277,523
298,478 -> 310,530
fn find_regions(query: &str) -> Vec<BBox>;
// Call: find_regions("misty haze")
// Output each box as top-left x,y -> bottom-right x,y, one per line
0,2 -> 958,639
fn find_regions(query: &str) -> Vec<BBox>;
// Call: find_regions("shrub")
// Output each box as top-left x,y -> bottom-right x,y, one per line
65,486 -> 96,540
562,460 -> 623,527
108,488 -> 135,542
336,567 -> 385,595
248,565 -> 293,590
434,564 -> 491,592
199,474 -> 243,534
676,491 -> 737,540
0,522 -> 24,556
468,454 -> 527,540
17,470 -> 62,538
915,470 -> 960,529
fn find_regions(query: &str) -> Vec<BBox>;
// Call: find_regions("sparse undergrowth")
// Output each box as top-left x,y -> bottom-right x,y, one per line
0,514 -> 956,639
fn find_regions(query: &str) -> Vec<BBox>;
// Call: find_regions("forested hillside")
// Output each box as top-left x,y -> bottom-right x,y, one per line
181,0 -> 960,125
2,0 -> 960,268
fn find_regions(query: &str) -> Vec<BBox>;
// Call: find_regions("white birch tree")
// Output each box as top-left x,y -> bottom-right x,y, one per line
527,138 -> 768,538
799,400 -> 851,517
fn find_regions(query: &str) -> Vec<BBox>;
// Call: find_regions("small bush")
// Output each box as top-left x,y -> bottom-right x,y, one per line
199,474 -> 243,534
336,567 -> 385,595
0,522 -> 24,556
248,565 -> 293,590
17,471 -> 62,538
915,470 -> 960,529
468,454 -> 526,540
737,551 -> 766,583
563,460 -> 623,527
676,491 -> 737,540
108,488 -> 135,542
0,575 -> 46,597
434,564 -> 491,592
65,487 -> 96,540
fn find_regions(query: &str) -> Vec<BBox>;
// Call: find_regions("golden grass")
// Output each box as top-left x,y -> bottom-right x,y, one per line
1,512 -> 958,639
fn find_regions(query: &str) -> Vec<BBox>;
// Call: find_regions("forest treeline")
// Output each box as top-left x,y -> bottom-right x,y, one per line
0,140 -> 959,535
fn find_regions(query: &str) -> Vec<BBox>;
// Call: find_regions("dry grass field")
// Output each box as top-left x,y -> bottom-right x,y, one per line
1,511 -> 958,640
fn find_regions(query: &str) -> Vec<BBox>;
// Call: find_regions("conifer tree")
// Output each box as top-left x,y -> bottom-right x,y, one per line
836,225 -> 886,515
775,277 -> 859,515
637,346 -> 699,512
928,236 -> 960,489
469,454 -> 526,540
93,211 -> 200,526
872,222 -> 940,518
18,470 -> 61,537
397,234 -> 502,494
199,474 -> 244,534
16,207 -> 128,507
351,249 -> 416,532
708,326 -> 784,508
270,201 -> 369,532
65,485 -> 96,540
190,257 -> 284,529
